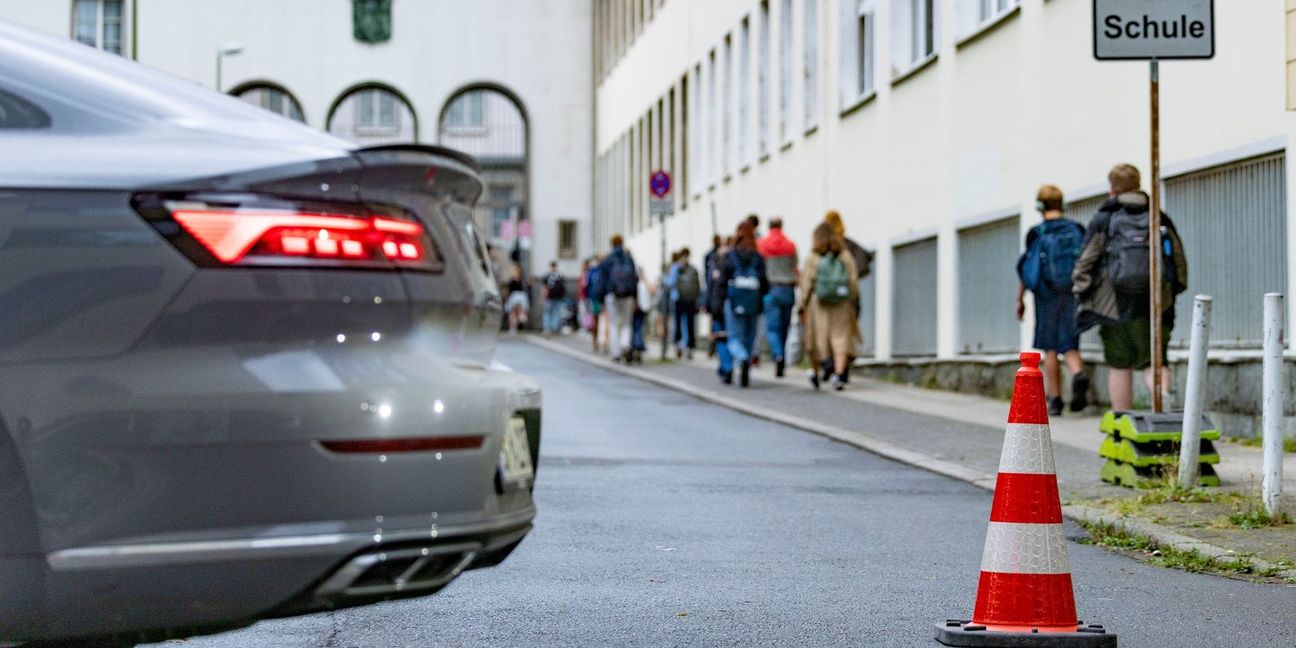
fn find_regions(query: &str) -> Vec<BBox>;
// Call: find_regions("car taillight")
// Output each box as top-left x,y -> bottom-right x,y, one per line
134,195 -> 441,272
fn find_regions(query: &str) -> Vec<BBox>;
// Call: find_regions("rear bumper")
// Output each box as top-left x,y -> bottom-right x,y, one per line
27,505 -> 534,641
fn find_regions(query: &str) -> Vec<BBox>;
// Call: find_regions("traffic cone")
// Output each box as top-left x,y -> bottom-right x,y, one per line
936,352 -> 1116,647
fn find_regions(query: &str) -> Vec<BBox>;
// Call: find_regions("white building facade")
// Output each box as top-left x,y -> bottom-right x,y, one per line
6,0 -> 595,279
594,0 -> 1296,360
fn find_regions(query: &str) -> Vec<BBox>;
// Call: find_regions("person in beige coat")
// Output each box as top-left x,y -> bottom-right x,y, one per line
798,223 -> 861,391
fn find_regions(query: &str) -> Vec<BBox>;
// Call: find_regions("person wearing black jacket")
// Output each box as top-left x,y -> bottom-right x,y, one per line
719,221 -> 770,387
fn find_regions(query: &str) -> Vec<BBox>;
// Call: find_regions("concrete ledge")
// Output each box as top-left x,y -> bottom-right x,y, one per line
526,335 -> 1294,582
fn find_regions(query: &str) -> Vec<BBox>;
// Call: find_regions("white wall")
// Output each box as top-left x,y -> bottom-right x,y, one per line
596,0 -> 1292,359
4,0 -> 594,278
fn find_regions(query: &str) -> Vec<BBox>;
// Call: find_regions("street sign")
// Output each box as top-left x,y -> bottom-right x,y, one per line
649,169 -> 672,199
1093,0 -> 1214,61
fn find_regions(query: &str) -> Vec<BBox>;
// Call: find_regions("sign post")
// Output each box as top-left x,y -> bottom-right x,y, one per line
649,169 -> 674,361
1094,0 -> 1213,413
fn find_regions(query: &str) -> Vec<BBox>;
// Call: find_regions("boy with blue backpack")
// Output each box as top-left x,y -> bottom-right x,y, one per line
1017,185 -> 1089,416
719,221 -> 769,387
596,234 -> 640,364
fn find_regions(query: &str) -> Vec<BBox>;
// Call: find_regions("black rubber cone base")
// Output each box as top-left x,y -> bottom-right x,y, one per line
935,620 -> 1116,647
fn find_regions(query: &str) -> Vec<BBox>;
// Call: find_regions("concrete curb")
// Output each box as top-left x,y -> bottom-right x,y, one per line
526,335 -> 1296,582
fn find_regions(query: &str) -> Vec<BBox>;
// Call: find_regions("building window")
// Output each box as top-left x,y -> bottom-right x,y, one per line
957,0 -> 1019,38
778,0 -> 793,145
840,0 -> 876,108
444,92 -> 485,130
689,63 -> 701,197
957,217 -> 1020,354
738,17 -> 751,167
559,220 -> 578,260
708,49 -> 718,186
757,1 -> 771,157
722,34 -> 732,178
802,0 -> 819,131
234,84 -> 306,123
73,0 -> 125,55
328,86 -> 417,146
893,0 -> 937,74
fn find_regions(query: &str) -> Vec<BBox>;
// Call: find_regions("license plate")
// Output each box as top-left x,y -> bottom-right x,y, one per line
499,416 -> 534,488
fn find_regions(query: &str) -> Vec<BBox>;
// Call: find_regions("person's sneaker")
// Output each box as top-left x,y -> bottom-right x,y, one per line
720,370 -> 733,385
1069,372 -> 1090,412
1048,396 -> 1064,417
739,362 -> 751,388
831,374 -> 845,391
775,359 -> 786,378
807,369 -> 821,390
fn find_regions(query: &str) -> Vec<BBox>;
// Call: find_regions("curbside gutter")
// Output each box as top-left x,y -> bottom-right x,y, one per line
526,335 -> 1296,582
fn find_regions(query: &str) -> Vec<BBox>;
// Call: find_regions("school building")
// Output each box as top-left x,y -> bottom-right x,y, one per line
594,0 -> 1295,379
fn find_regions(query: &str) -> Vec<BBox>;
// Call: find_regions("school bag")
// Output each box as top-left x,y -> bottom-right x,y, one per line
1104,211 -> 1157,295
1022,220 -> 1083,293
676,265 -> 702,302
814,253 -> 852,305
726,252 -> 762,316
608,253 -> 638,298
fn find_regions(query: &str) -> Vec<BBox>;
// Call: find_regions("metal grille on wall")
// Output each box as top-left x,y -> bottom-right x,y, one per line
857,274 -> 875,356
957,217 -> 1020,354
891,237 -> 938,356
1165,153 -> 1287,348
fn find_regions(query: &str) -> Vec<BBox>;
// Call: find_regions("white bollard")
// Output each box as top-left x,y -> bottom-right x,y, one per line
1262,293 -> 1285,517
1178,296 -> 1212,490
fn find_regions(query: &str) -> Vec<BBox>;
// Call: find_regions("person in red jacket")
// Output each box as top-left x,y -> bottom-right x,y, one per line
757,217 -> 799,377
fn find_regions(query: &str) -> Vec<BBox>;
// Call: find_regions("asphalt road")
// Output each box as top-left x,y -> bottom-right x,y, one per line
156,341 -> 1296,648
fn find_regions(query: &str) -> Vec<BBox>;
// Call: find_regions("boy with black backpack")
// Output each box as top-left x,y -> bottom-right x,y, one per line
1016,185 -> 1089,416
667,248 -> 702,359
595,234 -> 640,364
1073,164 -> 1189,411
542,261 -> 567,338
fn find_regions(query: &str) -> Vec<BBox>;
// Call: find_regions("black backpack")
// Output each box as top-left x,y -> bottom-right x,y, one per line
545,272 -> 566,300
677,265 -> 701,302
1104,210 -> 1173,295
608,253 -> 637,298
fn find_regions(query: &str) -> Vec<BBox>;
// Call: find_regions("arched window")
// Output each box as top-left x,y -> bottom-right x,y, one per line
327,85 -> 417,146
232,83 -> 306,123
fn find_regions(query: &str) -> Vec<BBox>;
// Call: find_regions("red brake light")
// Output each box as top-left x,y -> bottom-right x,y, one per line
163,205 -> 437,271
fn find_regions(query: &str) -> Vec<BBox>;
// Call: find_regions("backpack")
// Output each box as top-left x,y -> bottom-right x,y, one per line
1104,211 -> 1155,295
1022,220 -> 1083,293
677,265 -> 701,302
726,252 -> 762,316
608,252 -> 638,298
544,272 -> 566,300
814,253 -> 852,305
587,266 -> 605,301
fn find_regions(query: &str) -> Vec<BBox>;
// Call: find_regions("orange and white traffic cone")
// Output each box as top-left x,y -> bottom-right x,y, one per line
936,352 -> 1116,647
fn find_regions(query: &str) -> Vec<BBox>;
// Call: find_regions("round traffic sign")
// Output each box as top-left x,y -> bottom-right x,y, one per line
649,170 -> 672,199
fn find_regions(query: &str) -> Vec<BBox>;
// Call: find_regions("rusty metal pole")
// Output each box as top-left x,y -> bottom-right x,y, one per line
1149,59 -> 1164,413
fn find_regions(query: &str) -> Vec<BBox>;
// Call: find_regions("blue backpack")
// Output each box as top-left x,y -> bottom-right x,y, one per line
1021,220 -> 1083,293
587,265 -> 606,301
608,252 -> 638,298
726,252 -> 762,316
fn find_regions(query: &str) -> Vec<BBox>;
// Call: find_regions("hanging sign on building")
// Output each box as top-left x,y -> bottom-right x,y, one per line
1094,0 -> 1214,60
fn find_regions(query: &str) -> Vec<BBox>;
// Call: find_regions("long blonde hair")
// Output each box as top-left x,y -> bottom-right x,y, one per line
812,223 -> 844,256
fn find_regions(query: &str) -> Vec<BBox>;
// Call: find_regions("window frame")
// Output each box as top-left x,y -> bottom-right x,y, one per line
802,0 -> 819,133
71,0 -> 127,55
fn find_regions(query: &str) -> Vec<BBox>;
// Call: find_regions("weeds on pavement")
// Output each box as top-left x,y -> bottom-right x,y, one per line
1078,520 -> 1286,579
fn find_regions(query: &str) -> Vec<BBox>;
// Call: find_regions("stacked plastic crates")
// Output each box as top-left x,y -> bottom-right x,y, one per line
1099,411 -> 1221,488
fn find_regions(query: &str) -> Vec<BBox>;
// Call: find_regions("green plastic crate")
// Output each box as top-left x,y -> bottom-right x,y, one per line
1099,411 -> 1220,442
1098,437 -> 1220,467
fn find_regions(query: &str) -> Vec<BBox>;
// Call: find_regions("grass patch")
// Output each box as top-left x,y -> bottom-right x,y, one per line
1218,507 -> 1291,530
1096,484 -> 1249,517
1078,520 -> 1282,578
1230,436 -> 1296,453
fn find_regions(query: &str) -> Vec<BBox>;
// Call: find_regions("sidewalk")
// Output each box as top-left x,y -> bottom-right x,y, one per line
530,333 -> 1296,580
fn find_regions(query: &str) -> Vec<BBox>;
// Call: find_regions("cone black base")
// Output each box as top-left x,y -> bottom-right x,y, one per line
935,621 -> 1117,647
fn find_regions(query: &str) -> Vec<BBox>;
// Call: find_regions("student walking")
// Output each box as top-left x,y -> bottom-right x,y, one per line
720,222 -> 769,387
706,236 -> 735,381
1016,185 -> 1089,415
504,263 -> 530,335
758,217 -> 799,377
1073,164 -> 1188,411
541,261 -> 566,337
668,248 -> 702,359
798,223 -> 861,391
821,211 -> 872,383
583,255 -> 607,353
596,235 -> 640,363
